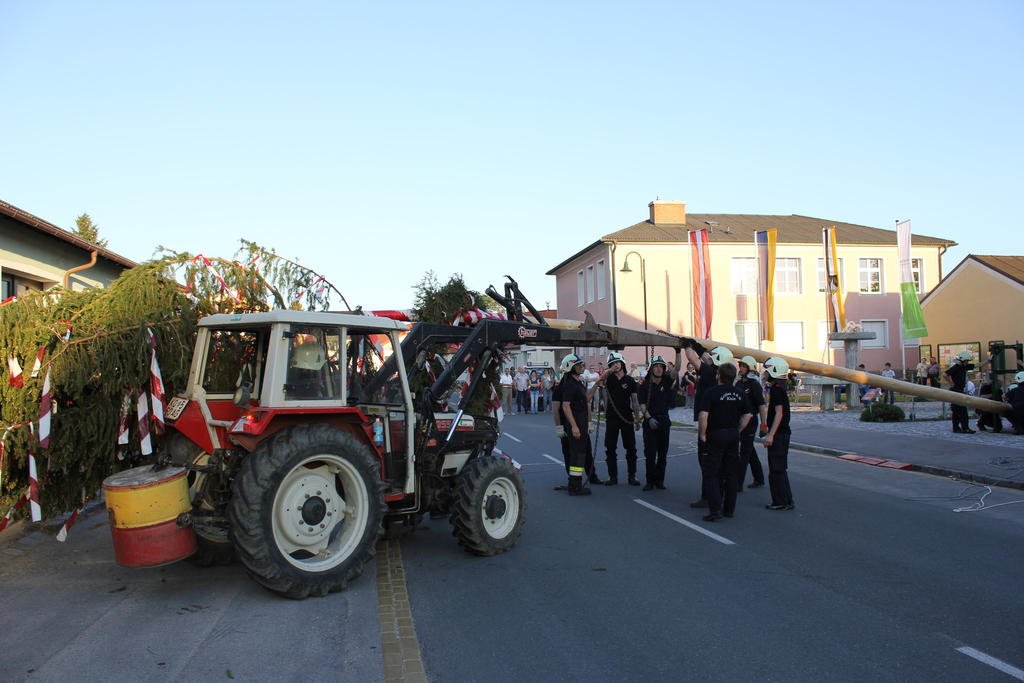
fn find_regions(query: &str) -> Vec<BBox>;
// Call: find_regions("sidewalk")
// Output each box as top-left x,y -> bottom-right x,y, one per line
669,401 -> 1024,490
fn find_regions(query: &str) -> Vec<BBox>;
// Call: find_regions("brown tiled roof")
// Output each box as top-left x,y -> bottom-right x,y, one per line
0,199 -> 138,268
603,214 -> 956,247
969,255 -> 1024,287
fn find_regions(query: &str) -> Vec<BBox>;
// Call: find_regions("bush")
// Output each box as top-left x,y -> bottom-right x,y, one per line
860,403 -> 905,422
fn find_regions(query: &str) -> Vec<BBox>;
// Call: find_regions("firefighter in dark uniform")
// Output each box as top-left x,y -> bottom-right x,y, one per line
683,344 -> 734,508
552,357 -> 602,489
598,351 -> 642,485
736,356 -> 767,490
1005,372 -> 1024,435
942,351 -> 975,434
697,362 -> 750,521
638,352 -> 681,491
558,354 -> 593,496
763,357 -> 795,510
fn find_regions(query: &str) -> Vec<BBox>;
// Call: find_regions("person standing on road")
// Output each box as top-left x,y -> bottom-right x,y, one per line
638,351 -> 682,491
514,366 -> 530,415
736,356 -> 767,491
927,357 -> 941,388
697,362 -> 751,521
542,368 -> 555,412
529,371 -> 541,414
598,351 -> 642,486
916,358 -> 929,385
1004,372 -> 1024,435
500,368 -> 514,415
881,363 -> 896,404
942,352 -> 975,434
558,354 -> 595,496
763,357 -> 795,511
684,344 -> 734,508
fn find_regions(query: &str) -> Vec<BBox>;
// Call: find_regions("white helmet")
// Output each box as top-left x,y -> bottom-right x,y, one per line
560,354 -> 584,374
764,357 -> 789,379
649,355 -> 668,369
739,356 -> 758,372
292,341 -> 327,370
709,346 -> 734,366
607,351 -> 626,368
957,351 -> 972,362
1015,371 -> 1024,385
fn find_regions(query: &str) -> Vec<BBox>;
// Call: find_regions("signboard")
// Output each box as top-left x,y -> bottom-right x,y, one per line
937,342 -> 981,370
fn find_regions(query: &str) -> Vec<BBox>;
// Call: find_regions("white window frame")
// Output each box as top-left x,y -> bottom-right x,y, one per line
817,257 -> 845,294
577,271 -> 585,307
776,321 -> 805,351
775,257 -> 802,295
586,265 -> 595,304
730,257 -> 757,296
858,258 -> 884,294
911,258 -> 923,294
596,260 -> 606,300
860,319 -> 888,349
733,321 -> 759,347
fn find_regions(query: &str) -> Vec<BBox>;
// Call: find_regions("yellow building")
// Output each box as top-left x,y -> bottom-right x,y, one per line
547,199 -> 955,372
918,255 -> 1024,372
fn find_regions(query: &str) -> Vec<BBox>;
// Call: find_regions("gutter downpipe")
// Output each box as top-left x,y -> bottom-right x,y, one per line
64,250 -> 98,288
609,241 -> 618,326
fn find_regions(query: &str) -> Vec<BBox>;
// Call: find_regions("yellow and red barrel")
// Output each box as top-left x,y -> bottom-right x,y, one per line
103,465 -> 196,567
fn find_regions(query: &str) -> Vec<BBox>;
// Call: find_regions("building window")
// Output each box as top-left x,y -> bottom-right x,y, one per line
596,260 -> 606,300
776,321 -> 805,351
775,258 -> 802,294
734,321 -> 759,347
577,271 -> 584,307
731,258 -> 757,296
1,274 -> 12,301
861,320 -> 888,349
586,266 -> 595,304
817,258 -> 844,294
911,259 -> 923,293
858,258 -> 883,294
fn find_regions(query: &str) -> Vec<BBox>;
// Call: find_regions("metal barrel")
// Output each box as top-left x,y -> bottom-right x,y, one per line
103,465 -> 196,568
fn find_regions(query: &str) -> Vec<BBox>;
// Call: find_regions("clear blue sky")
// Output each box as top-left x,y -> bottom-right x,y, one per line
2,1 -> 1020,311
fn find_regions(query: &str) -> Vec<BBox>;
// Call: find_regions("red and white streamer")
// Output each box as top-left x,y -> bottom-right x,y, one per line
148,329 -> 166,435
453,308 -> 508,326
38,367 -> 52,449
0,492 -> 28,533
7,356 -> 24,389
27,425 -> 41,522
369,309 -> 413,322
117,390 -> 133,459
30,348 -> 45,378
191,255 -> 243,304
137,389 -> 152,455
56,508 -> 81,542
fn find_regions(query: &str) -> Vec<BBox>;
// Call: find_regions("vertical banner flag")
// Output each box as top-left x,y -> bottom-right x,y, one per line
823,227 -> 845,333
689,228 -> 713,339
755,229 -> 777,342
897,220 -> 928,339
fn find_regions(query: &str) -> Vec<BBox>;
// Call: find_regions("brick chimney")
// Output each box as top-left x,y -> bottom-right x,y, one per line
649,199 -> 686,225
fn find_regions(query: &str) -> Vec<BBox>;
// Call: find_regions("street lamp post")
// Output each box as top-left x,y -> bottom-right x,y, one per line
620,251 -> 649,364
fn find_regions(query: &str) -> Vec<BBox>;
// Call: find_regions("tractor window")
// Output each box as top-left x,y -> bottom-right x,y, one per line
285,326 -> 342,401
202,329 -> 267,396
347,332 -> 402,405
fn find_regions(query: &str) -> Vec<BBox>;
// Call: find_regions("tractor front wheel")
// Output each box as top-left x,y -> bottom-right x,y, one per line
228,424 -> 385,599
449,455 -> 527,556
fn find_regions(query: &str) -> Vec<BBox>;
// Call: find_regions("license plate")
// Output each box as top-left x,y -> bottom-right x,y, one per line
165,397 -> 189,421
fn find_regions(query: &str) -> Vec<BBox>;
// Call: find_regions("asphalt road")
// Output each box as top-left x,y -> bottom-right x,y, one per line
400,413 -> 1024,683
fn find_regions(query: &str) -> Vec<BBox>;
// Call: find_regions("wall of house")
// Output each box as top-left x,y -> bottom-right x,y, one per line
0,216 -> 127,293
919,261 -> 1024,374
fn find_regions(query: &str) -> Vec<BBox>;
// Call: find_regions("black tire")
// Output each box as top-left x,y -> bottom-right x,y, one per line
228,424 -> 385,599
450,455 -> 527,556
157,431 -> 235,567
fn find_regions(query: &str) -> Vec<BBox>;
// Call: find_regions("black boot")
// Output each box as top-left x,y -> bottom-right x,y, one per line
604,477 -> 618,486
628,475 -> 641,486
568,478 -> 592,496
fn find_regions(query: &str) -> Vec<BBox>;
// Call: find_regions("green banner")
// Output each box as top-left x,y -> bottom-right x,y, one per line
900,281 -> 928,339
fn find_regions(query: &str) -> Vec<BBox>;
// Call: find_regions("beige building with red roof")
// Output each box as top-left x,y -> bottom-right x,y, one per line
546,199 -> 956,373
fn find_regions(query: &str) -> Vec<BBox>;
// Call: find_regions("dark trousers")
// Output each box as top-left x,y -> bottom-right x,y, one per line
951,402 -> 970,431
701,429 -> 740,515
561,429 -> 597,477
738,431 -> 765,486
767,431 -> 793,506
977,410 -> 1002,432
517,389 -> 528,414
604,417 -> 638,478
642,416 -> 671,485
564,431 -> 588,480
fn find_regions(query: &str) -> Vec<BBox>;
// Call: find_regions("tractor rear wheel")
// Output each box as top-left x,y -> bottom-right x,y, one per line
228,424 -> 385,599
450,455 -> 527,556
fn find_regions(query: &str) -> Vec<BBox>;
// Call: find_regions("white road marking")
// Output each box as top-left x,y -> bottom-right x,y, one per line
634,499 -> 736,546
504,433 -> 523,443
956,646 -> 1024,680
540,453 -> 563,465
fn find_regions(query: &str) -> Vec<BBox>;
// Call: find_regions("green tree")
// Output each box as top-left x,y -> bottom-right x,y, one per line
72,213 -> 108,248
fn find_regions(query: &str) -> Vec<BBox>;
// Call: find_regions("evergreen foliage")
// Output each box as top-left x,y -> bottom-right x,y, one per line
72,213 -> 108,248
859,402 -> 905,422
